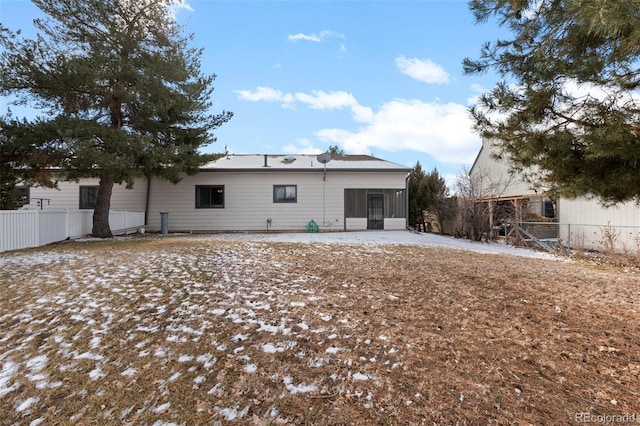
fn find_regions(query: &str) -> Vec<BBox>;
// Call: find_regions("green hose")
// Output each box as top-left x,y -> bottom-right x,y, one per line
306,219 -> 319,233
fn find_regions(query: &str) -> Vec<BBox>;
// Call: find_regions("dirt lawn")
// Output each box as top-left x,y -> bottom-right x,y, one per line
0,234 -> 639,425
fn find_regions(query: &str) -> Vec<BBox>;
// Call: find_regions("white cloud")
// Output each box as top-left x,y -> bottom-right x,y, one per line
294,90 -> 357,110
288,33 -> 321,42
234,86 -> 294,105
316,99 -> 481,165
288,30 -> 345,43
165,0 -> 194,19
236,86 -> 481,166
236,87 -> 369,118
395,56 -> 450,84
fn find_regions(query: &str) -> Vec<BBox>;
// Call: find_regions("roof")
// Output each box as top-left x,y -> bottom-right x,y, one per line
200,154 -> 411,172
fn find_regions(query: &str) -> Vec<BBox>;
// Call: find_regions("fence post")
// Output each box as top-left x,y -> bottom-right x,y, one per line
567,223 -> 571,251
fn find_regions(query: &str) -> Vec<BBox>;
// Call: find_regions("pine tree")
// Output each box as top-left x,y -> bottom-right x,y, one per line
408,161 -> 428,227
408,163 -> 456,232
464,0 -> 640,204
424,169 -> 456,233
0,117 -> 66,209
326,145 -> 345,156
0,0 -> 232,236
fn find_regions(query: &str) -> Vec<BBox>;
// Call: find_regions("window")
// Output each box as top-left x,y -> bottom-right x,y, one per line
274,185 -> 297,203
196,185 -> 224,208
15,186 -> 29,207
345,189 -> 367,217
384,189 -> 406,218
542,197 -> 556,218
79,186 -> 99,209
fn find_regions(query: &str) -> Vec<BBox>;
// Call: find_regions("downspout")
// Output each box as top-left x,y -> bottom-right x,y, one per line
144,175 -> 151,227
405,172 -> 411,230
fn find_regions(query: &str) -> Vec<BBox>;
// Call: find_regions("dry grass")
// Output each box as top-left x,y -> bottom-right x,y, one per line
1,234 -> 639,425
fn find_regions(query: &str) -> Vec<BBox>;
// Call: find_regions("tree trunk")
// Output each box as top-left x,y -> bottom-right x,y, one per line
92,176 -> 114,238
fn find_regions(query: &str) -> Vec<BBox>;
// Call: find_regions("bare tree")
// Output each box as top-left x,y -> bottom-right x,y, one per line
454,166 -> 512,241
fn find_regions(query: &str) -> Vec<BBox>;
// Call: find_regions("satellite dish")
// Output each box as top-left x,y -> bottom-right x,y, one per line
317,153 -> 332,164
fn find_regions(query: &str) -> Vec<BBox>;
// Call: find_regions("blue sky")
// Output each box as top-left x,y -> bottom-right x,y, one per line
0,0 -> 507,186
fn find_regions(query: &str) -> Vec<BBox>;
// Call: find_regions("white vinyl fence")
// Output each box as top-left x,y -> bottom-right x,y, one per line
0,209 -> 145,253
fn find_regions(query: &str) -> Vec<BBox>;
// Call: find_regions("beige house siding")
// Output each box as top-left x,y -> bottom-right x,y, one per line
146,171 -> 408,232
17,155 -> 409,233
470,140 -> 538,198
470,139 -> 640,251
558,197 -> 640,251
24,178 -> 148,212
559,198 -> 640,227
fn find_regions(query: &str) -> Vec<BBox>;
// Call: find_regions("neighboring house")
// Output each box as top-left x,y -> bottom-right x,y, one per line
22,154 -> 411,233
470,139 -> 640,251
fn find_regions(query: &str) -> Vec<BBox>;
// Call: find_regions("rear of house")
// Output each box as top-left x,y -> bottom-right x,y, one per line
22,154 -> 410,233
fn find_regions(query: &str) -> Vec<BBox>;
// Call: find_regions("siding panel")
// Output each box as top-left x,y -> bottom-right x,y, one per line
15,168 -> 408,233
26,178 -> 148,212
147,171 -> 408,232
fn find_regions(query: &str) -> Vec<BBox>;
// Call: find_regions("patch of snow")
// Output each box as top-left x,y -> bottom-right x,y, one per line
208,383 -> 223,396
16,396 -> 39,412
326,346 -> 342,354
26,373 -> 48,383
283,376 -> 317,394
261,341 -> 296,353
257,323 -> 280,333
89,336 -> 102,349
137,325 -> 159,333
26,355 -> 48,372
217,405 -> 249,421
196,354 -> 217,369
153,402 -> 171,413
74,352 -> 104,361
215,230 -> 558,260
308,358 -> 331,368
120,368 -> 137,377
352,372 -> 374,381
89,366 -> 106,380
231,334 -> 248,342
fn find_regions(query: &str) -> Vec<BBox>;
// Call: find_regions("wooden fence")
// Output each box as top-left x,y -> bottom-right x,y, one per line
0,209 -> 145,253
